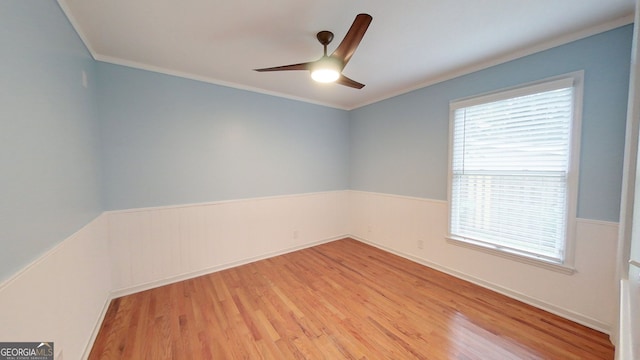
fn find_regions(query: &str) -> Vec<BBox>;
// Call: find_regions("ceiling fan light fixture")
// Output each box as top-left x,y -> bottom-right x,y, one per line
310,56 -> 342,83
311,68 -> 340,83
254,14 -> 371,89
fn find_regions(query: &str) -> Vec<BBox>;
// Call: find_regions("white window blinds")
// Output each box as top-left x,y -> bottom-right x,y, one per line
449,78 -> 577,263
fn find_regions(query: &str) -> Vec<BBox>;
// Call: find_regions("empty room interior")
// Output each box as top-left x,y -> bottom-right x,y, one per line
3,0 -> 640,359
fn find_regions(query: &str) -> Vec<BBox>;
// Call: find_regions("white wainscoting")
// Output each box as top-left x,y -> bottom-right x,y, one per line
0,189 -> 620,359
348,190 -> 619,334
107,191 -> 350,296
0,215 -> 112,360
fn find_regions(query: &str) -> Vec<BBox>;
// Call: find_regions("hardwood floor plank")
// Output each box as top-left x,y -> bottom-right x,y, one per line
89,238 -> 614,359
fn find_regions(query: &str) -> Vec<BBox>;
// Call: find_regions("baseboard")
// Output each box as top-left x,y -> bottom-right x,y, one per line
350,235 -> 612,335
86,234 -> 348,358
82,232 -> 612,358
110,234 -> 347,298
81,296 -> 113,359
617,279 -> 632,360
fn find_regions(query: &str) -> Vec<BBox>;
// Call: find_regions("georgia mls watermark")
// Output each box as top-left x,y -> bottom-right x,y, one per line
0,342 -> 53,360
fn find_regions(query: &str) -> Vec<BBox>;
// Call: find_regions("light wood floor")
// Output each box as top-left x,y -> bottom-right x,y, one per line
89,238 -> 614,359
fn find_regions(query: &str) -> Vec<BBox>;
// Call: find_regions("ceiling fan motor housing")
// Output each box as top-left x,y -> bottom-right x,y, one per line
317,31 -> 334,47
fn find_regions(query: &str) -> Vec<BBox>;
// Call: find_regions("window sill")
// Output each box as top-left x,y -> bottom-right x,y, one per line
446,236 -> 575,275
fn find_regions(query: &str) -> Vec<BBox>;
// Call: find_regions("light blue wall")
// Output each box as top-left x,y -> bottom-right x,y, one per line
1,0 -> 632,283
0,1 -> 103,280
349,25 -> 633,222
97,63 -> 350,210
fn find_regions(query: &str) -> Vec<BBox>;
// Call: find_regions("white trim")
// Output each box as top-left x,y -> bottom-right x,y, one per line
54,0 -> 633,111
613,1 -> 640,353
109,235 -> 345,298
0,214 -> 103,290
94,55 -> 348,110
578,217 -> 620,228
446,71 -> 584,270
1,189 -> 619,357
350,190 -> 616,227
565,70 -> 585,267
351,14 -> 634,110
446,236 -> 576,275
617,279 -> 633,360
79,234 -> 346,359
0,215 -> 111,360
81,296 -> 112,360
55,1 -> 97,59
450,76 -> 576,109
347,189 -> 448,205
351,235 -> 611,335
105,190 -> 348,214
449,71 -> 584,107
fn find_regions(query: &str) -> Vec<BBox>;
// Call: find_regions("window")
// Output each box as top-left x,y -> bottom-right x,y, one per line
448,73 -> 582,270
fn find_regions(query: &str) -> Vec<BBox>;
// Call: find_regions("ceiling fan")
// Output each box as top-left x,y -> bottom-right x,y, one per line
254,13 -> 373,89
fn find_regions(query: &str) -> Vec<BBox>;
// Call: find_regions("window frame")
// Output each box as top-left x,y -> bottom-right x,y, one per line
446,71 -> 584,274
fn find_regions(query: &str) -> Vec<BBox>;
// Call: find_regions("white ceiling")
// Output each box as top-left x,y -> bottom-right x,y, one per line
58,0 -> 635,110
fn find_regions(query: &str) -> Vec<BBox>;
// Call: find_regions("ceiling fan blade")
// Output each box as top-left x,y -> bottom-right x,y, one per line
254,62 -> 311,72
331,13 -> 372,67
336,75 -> 365,89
